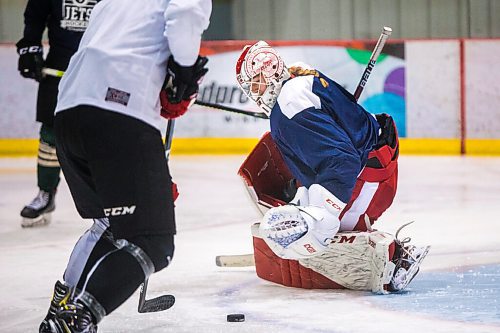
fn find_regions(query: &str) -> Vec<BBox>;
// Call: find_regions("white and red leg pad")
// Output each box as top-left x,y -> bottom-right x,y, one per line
252,224 -> 397,293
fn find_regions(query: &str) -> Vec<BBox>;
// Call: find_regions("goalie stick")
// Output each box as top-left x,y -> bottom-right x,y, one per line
353,26 -> 392,100
137,119 -> 177,313
200,27 -> 393,120
216,253 -> 255,267
216,27 -> 393,268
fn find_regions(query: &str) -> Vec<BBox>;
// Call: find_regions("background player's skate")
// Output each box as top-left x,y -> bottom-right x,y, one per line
20,189 -> 55,227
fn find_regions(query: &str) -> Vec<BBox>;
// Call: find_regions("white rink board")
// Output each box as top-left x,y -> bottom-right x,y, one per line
465,40 -> 500,139
1,40 -> 500,140
0,46 -> 39,138
405,41 -> 461,138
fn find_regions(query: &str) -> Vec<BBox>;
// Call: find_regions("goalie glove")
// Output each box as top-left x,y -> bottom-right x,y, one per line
260,184 -> 345,259
16,38 -> 44,82
160,55 -> 209,119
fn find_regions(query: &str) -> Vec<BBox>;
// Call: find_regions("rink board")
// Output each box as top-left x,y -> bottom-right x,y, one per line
2,137 -> 500,157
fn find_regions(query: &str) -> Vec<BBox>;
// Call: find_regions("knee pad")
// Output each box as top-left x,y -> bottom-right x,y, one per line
128,234 -> 175,272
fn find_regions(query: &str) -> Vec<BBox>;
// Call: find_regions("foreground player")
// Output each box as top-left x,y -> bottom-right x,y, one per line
38,0 -> 211,332
235,41 -> 429,293
16,0 -> 100,227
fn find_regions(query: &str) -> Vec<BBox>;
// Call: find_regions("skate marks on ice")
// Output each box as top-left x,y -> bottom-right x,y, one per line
2,156 -> 500,332
369,264 -> 500,326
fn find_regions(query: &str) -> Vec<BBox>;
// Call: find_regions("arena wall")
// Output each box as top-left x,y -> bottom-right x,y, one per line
0,39 -> 499,156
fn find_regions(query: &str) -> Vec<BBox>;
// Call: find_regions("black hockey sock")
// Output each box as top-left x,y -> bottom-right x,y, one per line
37,164 -> 61,192
83,247 -> 146,314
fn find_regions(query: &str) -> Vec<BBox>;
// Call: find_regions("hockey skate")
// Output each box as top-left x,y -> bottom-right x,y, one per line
39,281 -> 70,333
20,189 -> 55,227
388,222 -> 430,292
39,281 -> 97,333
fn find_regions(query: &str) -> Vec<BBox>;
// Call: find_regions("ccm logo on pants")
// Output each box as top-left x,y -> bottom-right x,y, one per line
104,205 -> 136,217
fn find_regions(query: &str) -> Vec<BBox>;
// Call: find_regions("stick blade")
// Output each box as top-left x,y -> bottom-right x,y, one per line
216,254 -> 255,267
138,294 -> 175,313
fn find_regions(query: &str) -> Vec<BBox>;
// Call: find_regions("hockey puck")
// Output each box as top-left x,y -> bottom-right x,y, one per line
227,314 -> 245,322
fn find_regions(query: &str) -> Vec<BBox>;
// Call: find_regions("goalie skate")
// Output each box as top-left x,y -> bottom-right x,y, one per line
389,244 -> 430,292
388,224 -> 430,292
20,190 -> 55,228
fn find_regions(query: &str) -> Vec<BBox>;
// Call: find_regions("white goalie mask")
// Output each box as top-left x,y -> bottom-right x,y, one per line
236,41 -> 290,116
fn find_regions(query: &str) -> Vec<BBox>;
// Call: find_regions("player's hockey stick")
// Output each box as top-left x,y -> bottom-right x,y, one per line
138,278 -> 175,313
216,27 -> 393,268
137,121 -> 177,313
194,100 -> 269,119
41,66 -> 176,311
353,26 -> 392,100
41,68 -> 268,120
42,68 -> 64,77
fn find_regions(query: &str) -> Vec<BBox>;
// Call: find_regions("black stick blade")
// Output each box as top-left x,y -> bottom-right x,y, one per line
138,294 -> 175,313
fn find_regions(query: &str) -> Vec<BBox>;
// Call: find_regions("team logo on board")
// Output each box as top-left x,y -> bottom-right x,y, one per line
61,0 -> 99,32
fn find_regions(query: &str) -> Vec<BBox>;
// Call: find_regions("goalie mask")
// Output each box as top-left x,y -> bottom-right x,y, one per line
236,41 -> 290,116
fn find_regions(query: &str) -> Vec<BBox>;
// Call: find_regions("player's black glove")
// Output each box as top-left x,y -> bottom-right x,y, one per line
160,55 -> 208,119
16,39 -> 44,82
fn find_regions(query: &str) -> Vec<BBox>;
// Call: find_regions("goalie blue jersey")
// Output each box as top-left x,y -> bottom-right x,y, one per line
270,72 -> 380,203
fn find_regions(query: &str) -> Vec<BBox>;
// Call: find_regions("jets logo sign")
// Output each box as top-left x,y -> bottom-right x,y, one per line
61,0 -> 99,32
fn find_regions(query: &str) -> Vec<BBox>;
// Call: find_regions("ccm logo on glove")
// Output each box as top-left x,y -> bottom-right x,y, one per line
18,45 -> 43,54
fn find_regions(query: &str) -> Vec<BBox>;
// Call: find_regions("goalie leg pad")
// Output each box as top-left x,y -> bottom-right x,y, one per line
253,225 -> 398,293
253,236 -> 344,289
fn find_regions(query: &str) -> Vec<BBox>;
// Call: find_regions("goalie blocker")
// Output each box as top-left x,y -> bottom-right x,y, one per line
238,128 -> 429,293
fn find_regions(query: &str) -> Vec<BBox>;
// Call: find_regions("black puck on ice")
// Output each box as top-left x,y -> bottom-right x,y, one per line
227,313 -> 245,322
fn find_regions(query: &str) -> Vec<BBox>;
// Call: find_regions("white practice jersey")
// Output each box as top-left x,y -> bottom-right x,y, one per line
55,0 -> 211,131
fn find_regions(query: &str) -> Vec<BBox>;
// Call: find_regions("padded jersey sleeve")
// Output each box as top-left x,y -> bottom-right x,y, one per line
164,0 -> 211,66
21,0 -> 51,44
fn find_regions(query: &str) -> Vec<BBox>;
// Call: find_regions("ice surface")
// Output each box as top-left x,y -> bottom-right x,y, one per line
1,156 -> 499,333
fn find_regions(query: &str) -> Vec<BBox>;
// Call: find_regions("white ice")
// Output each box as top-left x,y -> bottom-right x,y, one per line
1,155 -> 500,333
